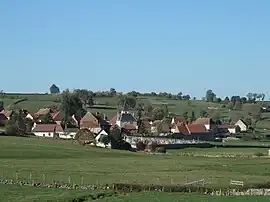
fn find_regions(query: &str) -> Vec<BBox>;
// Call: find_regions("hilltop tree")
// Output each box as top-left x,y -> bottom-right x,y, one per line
246,93 -> 253,101
224,97 -> 230,103
50,84 -> 60,94
205,90 -> 216,102
176,92 -> 182,100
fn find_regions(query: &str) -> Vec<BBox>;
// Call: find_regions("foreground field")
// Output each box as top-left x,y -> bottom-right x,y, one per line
0,136 -> 269,188
1,184 -> 269,202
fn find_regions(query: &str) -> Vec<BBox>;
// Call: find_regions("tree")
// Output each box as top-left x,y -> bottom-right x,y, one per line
0,100 -> 3,111
189,111 -> 196,123
99,135 -> 110,146
61,89 -> 83,129
234,100 -> 243,110
224,97 -> 230,104
118,95 -> 136,109
200,110 -> 208,118
50,84 -> 60,94
74,89 -> 94,107
210,111 -> 220,121
182,95 -> 191,100
6,109 -> 27,135
205,90 -> 216,102
40,113 -> 55,124
176,92 -> 182,100
152,107 -> 166,120
246,93 -> 253,101
182,112 -> 188,121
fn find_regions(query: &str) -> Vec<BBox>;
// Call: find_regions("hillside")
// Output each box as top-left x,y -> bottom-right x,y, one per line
1,93 -> 270,133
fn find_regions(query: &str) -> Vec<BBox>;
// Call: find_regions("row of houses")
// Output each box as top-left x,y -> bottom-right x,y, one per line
0,107 -> 249,141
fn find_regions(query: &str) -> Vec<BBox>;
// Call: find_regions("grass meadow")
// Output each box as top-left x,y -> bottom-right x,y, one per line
1,184 -> 269,202
0,136 -> 269,201
0,136 -> 269,187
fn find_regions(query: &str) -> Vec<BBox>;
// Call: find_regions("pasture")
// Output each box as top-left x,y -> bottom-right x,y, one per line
0,185 -> 269,202
0,136 -> 270,201
0,136 -> 269,187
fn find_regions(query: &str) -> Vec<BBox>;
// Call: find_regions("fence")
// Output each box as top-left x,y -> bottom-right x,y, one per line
230,180 -> 244,187
1,171 -> 212,187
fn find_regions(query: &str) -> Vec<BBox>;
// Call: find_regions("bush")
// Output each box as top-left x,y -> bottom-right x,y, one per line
156,146 -> 166,153
145,141 -> 158,152
136,141 -> 146,151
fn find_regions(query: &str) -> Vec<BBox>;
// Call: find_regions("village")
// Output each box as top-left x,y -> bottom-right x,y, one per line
0,106 -> 249,149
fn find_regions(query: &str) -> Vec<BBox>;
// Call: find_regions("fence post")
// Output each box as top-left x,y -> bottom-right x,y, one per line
42,174 -> 45,182
15,172 -> 18,181
185,176 -> 188,184
29,172 -> 32,181
68,176 -> 71,184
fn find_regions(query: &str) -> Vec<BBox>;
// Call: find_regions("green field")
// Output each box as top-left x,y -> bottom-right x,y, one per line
0,94 -> 230,119
0,136 -> 269,187
0,185 -> 269,202
0,136 -> 270,201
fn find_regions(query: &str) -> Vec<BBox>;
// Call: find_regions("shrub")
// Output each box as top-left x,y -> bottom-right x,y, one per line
156,146 -> 166,153
136,141 -> 146,151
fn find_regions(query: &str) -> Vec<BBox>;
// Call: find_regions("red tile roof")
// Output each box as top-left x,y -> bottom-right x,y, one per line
81,112 -> 99,123
32,124 -> 63,132
109,115 -> 117,125
174,123 -> 189,134
51,111 -> 61,122
80,121 -> 100,129
187,124 -> 208,133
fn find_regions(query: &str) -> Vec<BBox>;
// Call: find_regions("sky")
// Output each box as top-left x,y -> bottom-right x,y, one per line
0,0 -> 269,99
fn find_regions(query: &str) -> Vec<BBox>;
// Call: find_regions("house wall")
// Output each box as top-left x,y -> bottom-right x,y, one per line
89,127 -> 101,134
205,124 -> 210,130
59,132 -> 76,139
34,132 -> 54,138
26,114 -> 34,120
235,120 -> 247,131
228,128 -> 236,134
116,120 -> 137,128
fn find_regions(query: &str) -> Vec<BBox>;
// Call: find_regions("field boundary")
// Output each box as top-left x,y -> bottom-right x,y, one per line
1,178 -> 270,196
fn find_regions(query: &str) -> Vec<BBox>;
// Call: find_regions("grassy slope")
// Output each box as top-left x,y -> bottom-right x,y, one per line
0,185 -> 268,202
0,94 -> 231,118
0,137 -> 269,187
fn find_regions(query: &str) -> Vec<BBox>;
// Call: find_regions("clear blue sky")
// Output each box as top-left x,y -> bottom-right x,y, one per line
0,0 -> 269,99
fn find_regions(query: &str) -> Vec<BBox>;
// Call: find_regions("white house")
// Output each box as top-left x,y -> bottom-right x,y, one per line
32,124 -> 64,138
95,130 -> 111,148
59,128 -> 79,139
235,119 -> 248,132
